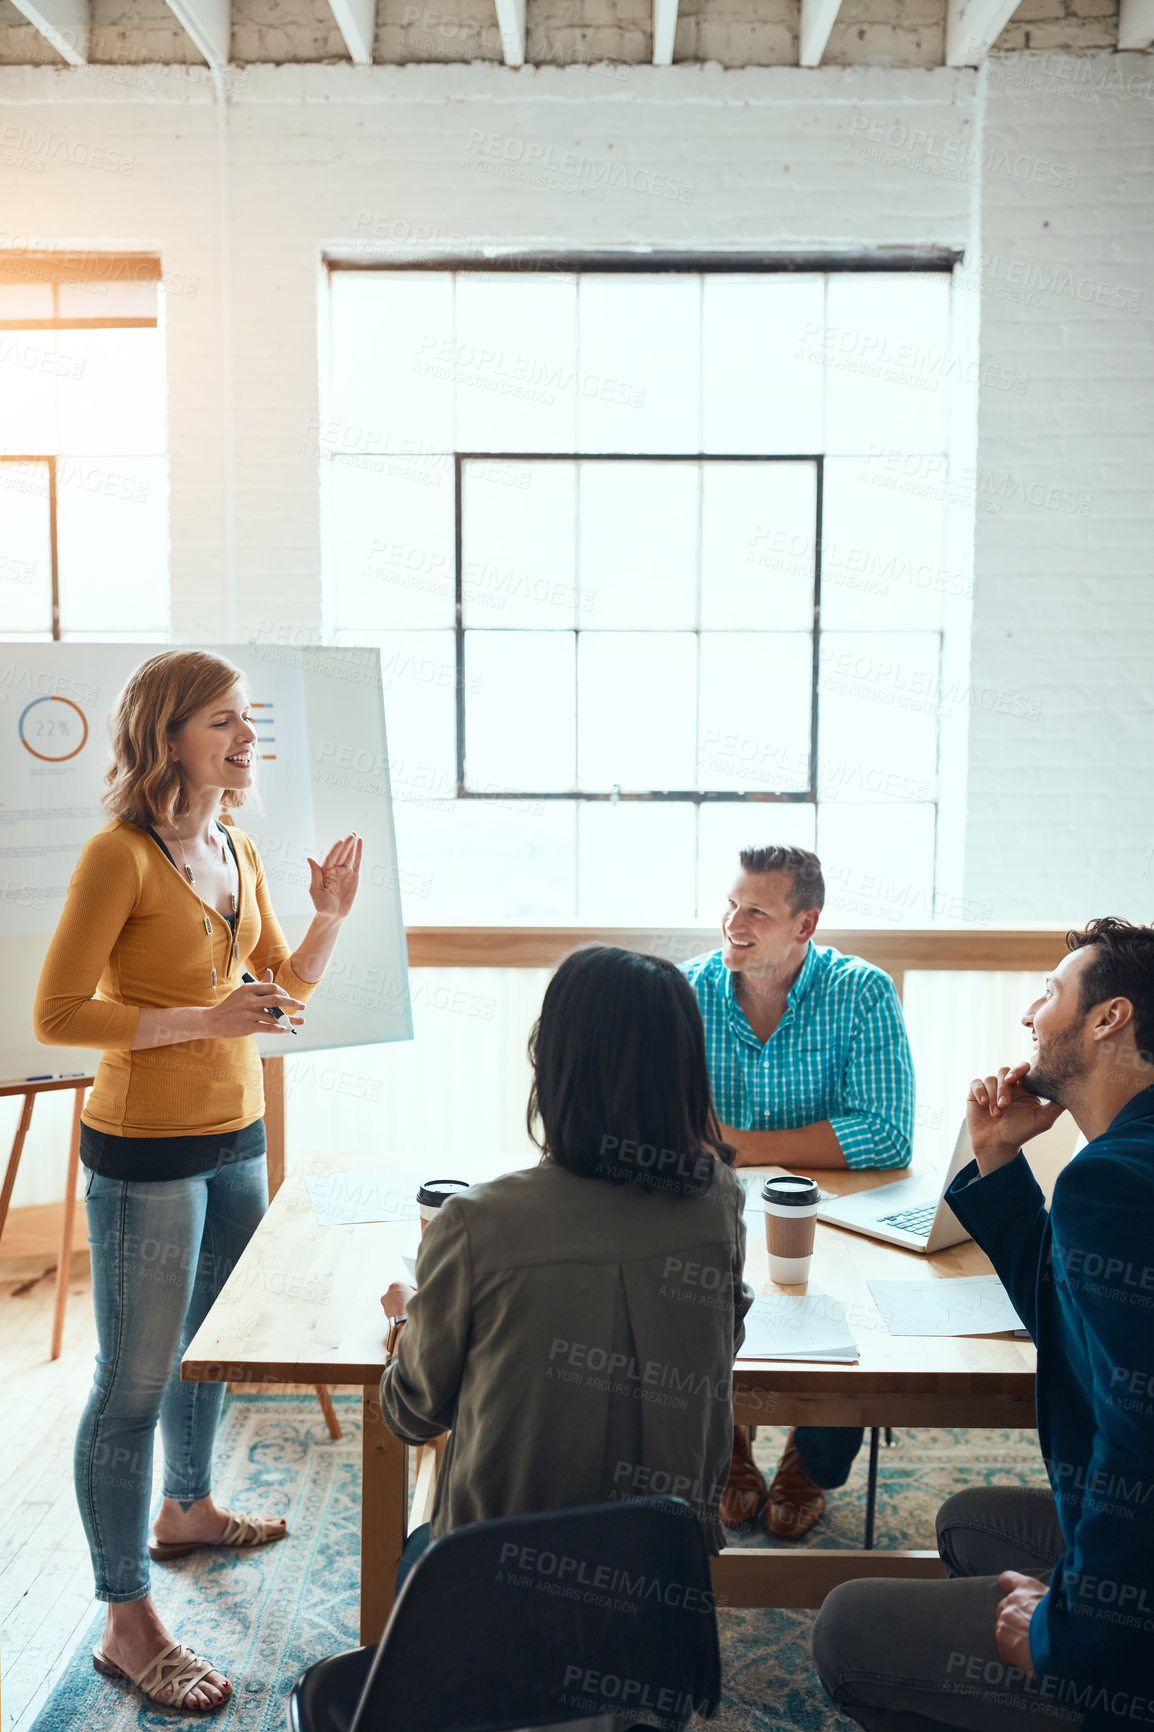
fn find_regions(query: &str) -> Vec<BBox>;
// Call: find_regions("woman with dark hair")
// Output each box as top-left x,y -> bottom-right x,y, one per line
379,944 -> 754,1581
33,649 -> 362,1713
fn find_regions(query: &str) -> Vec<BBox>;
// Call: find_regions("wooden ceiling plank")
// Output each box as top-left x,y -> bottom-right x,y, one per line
653,0 -> 679,64
162,0 -> 230,67
799,0 -> 844,66
327,0 -> 375,62
8,0 -> 89,66
494,0 -> 526,65
945,0 -> 1021,64
1118,0 -> 1154,48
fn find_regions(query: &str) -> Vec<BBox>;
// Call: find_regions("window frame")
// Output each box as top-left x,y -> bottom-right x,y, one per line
0,255 -> 162,641
320,251 -> 973,923
0,458 -> 59,638
453,448 -> 824,804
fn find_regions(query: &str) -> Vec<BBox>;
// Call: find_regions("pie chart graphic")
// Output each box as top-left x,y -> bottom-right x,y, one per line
18,695 -> 90,763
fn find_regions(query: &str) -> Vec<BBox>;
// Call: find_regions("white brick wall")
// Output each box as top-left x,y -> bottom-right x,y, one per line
0,54 -> 1148,922
966,54 -> 1154,924
0,55 -> 1149,1203
0,58 -> 977,651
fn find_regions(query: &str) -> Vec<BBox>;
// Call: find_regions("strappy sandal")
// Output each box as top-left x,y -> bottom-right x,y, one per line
92,1639 -> 230,1712
149,1508 -> 289,1562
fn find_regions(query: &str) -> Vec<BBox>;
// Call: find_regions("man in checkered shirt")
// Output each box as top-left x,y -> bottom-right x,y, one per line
683,843 -> 915,1539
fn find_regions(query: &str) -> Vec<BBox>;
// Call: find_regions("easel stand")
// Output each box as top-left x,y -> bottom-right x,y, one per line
0,1061 -> 342,1440
0,1075 -> 90,1360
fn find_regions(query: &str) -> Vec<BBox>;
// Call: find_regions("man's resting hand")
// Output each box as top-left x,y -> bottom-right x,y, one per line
995,1570 -> 1045,1677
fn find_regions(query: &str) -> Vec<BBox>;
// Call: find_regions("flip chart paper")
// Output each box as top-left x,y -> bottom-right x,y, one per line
736,1291 -> 860,1362
304,1170 -> 424,1227
867,1275 -> 1026,1336
0,643 -> 412,1085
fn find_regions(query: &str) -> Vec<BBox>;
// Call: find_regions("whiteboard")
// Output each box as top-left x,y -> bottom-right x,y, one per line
0,643 -> 412,1085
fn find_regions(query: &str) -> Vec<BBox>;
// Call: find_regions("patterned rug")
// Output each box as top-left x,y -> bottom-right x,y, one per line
31,1398 -> 1048,1731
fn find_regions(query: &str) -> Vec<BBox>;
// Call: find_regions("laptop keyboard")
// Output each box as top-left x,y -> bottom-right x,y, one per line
878,1203 -> 937,1236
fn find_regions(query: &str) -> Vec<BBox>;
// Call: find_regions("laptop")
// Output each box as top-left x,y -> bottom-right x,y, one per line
814,1122 -> 975,1254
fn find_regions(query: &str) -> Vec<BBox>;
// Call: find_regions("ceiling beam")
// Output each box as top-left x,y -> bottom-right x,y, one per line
163,0 -> 230,66
799,0 -> 844,65
945,0 -> 1021,63
494,0 -> 525,65
8,0 -> 88,65
1118,0 -> 1154,47
653,0 -> 678,63
326,0 -> 374,61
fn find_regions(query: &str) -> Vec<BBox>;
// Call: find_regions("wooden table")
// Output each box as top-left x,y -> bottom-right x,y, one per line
183,1153 -> 1036,1642
719,1162 -> 1035,1605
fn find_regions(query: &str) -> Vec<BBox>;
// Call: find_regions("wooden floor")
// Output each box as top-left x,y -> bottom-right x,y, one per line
1,1261 -> 106,1732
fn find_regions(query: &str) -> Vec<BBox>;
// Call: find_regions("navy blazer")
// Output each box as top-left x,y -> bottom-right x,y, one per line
948,1085 -> 1154,1727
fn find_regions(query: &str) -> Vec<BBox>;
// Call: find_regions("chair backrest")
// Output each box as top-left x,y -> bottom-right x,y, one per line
350,1498 -> 721,1732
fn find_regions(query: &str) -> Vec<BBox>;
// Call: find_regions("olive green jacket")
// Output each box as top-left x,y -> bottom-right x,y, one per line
379,1157 -> 753,1551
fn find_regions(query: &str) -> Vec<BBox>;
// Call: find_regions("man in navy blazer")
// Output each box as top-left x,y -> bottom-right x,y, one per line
813,916 -> 1154,1730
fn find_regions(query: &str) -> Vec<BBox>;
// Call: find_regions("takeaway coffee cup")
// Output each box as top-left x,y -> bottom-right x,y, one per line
417,1178 -> 470,1233
762,1174 -> 821,1284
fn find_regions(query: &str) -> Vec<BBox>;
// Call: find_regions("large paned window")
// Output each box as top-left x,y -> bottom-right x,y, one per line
0,253 -> 169,643
320,263 -> 973,925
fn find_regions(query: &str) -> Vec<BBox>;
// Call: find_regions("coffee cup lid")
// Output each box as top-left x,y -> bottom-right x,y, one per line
417,1179 -> 471,1209
761,1175 -> 820,1207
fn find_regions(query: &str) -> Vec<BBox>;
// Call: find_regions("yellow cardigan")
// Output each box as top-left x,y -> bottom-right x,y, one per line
33,819 -> 318,1139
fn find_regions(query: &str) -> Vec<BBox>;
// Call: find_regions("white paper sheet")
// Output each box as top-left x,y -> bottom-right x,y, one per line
867,1275 -> 1027,1337
304,1170 -> 425,1227
736,1291 -> 860,1362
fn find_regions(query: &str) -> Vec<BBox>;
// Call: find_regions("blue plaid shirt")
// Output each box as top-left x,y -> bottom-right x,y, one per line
682,943 -> 914,1170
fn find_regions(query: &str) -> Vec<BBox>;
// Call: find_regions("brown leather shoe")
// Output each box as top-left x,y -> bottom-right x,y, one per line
764,1430 -> 826,1539
719,1425 -> 768,1528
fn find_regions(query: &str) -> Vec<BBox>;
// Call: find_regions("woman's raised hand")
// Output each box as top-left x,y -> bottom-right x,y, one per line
306,832 -> 363,919
207,968 -> 306,1037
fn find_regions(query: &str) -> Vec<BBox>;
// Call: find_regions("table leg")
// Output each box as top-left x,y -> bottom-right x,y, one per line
863,1426 -> 881,1551
0,1092 -> 35,1245
261,1056 -> 285,1200
51,1086 -> 84,1362
360,1388 -> 407,1645
315,1385 -> 343,1440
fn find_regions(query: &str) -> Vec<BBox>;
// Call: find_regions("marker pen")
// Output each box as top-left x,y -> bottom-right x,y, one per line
240,970 -> 300,1035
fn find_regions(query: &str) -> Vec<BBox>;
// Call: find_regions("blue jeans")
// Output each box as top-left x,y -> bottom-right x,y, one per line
794,1426 -> 864,1489
75,1149 -> 268,1602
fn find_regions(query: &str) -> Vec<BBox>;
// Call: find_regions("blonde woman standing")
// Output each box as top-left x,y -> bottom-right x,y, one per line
34,649 -> 362,1714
